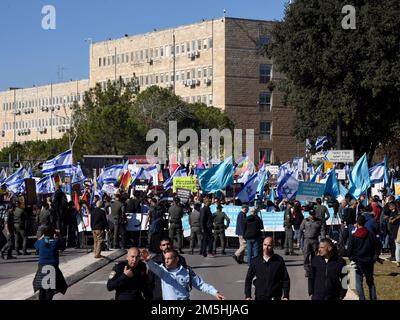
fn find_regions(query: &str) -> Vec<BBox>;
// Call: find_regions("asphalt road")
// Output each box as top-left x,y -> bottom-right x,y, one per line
55,247 -> 310,300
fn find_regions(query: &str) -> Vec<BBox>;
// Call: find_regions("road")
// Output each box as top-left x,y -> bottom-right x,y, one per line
55,248 -> 310,300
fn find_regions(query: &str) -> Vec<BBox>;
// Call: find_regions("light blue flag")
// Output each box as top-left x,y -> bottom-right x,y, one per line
36,175 -> 56,194
256,169 -> 269,200
269,187 -> 276,202
198,157 -> 234,194
383,156 -> 390,187
163,167 -> 187,190
42,149 -> 73,175
310,163 -> 323,183
324,169 -> 347,200
145,165 -> 159,186
348,153 -> 371,199
277,170 -> 299,200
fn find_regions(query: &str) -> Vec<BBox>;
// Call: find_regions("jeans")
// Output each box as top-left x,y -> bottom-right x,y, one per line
246,239 -> 260,266
395,242 -> 400,262
355,262 -> 377,300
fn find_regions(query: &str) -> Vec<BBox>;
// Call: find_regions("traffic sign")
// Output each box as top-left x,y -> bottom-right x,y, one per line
325,150 -> 354,163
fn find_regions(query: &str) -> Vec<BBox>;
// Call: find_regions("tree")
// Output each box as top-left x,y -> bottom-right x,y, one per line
267,0 -> 400,163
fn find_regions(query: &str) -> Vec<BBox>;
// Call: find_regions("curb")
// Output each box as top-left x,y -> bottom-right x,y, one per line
26,249 -> 126,300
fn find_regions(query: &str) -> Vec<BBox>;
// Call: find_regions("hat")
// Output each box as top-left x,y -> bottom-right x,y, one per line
241,204 -> 249,209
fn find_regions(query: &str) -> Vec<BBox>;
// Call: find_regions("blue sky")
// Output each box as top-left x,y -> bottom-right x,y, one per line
0,0 -> 288,91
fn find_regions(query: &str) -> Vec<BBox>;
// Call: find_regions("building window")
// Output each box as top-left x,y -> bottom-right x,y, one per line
165,74 -> 169,83
150,48 -> 153,59
260,121 -> 271,140
99,58 -> 102,67
191,68 -> 196,79
176,73 -> 179,81
112,56 -> 115,65
155,48 -> 159,58
136,51 -> 139,61
131,52 -> 134,62
208,94 -> 213,105
145,49 -> 149,59
191,96 -> 195,103
259,35 -> 270,45
197,40 -> 202,50
187,71 -> 191,80
260,64 -> 272,83
140,50 -> 143,61
208,67 -> 213,77
202,95 -> 207,104
203,39 -> 207,49
259,149 -> 272,163
160,74 -> 164,83
145,76 -> 149,85
208,38 -> 213,49
160,47 -> 164,57
186,42 -> 190,52
192,41 -> 196,51
181,71 -> 185,81
259,92 -> 271,111
197,68 -> 201,78
181,44 -> 185,53
175,45 -> 179,55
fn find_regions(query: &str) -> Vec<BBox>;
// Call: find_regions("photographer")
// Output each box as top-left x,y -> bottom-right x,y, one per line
32,226 -> 68,300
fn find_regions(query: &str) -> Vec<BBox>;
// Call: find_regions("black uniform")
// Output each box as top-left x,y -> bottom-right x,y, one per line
308,255 -> 348,300
106,260 -> 151,300
245,254 -> 290,300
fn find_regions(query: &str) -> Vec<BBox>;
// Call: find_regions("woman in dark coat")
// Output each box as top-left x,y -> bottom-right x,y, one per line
32,226 -> 68,300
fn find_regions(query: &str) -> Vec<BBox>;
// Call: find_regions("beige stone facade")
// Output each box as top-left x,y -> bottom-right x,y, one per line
0,17 -> 303,163
0,80 -> 89,148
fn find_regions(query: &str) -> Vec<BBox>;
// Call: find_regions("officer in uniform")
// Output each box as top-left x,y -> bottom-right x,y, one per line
168,197 -> 184,254
300,208 -> 323,277
213,204 -> 230,255
1,204 -> 16,259
107,247 -> 152,300
13,200 -> 29,255
189,201 -> 202,255
111,193 -> 126,249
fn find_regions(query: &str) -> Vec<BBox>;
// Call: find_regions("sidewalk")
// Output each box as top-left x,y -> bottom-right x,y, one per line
0,248 -> 125,300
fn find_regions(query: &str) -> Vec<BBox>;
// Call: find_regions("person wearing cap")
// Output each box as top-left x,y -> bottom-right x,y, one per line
233,204 -> 249,264
213,204 -> 230,255
300,207 -> 323,277
168,197 -> 184,254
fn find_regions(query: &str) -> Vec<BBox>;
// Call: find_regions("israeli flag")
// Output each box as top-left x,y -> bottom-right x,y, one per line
277,171 -> 299,200
237,164 -> 267,203
163,166 -> 187,190
315,136 -> 328,151
4,167 -> 32,193
277,161 -> 292,185
71,163 -> 86,185
42,149 -> 73,175
97,164 -> 124,187
369,157 -> 389,186
145,165 -> 159,186
36,175 -> 56,194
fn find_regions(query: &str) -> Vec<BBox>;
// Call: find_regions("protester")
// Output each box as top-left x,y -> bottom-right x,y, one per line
90,200 -> 109,258
233,204 -> 248,264
308,238 -> 347,300
348,215 -> 378,300
243,207 -> 264,265
32,226 -> 68,300
244,237 -> 290,300
142,248 -> 225,300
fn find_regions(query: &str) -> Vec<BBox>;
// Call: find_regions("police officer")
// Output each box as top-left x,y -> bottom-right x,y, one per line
189,201 -> 202,255
283,202 -> 295,255
14,200 -> 29,255
168,197 -> 184,254
315,198 -> 330,238
1,203 -> 16,259
107,247 -> 152,300
213,204 -> 230,255
300,207 -> 323,277
111,193 -> 126,249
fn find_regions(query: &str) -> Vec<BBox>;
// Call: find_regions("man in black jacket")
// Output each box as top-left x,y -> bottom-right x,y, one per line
245,237 -> 290,300
107,247 -> 152,300
308,238 -> 347,300
348,215 -> 378,300
200,197 -> 214,257
243,208 -> 264,265
168,197 -> 184,254
90,201 -> 109,258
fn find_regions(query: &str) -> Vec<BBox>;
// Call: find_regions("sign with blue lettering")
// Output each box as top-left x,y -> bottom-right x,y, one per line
296,182 -> 325,202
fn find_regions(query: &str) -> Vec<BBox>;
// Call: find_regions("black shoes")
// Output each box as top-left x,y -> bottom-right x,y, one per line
222,251 -> 226,255
232,255 -> 243,264
179,249 -> 184,254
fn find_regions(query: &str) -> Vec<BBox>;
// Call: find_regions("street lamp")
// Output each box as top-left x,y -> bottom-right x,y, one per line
9,87 -> 21,144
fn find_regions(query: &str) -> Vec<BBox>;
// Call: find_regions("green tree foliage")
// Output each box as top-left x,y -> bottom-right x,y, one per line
267,0 -> 400,162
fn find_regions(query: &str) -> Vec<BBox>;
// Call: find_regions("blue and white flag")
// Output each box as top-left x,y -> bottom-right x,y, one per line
310,163 -> 324,183
145,165 -> 159,186
163,166 -> 187,190
315,136 -> 328,151
36,175 -> 56,194
369,157 -> 389,186
269,187 -> 276,202
97,164 -> 124,187
237,164 -> 267,203
70,163 -> 86,185
42,149 -> 73,175
348,153 -> 371,199
277,161 -> 292,185
4,167 -> 32,193
237,161 -> 255,184
277,171 -> 299,200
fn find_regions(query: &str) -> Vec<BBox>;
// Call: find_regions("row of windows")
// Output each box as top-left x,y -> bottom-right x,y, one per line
182,95 -> 213,106
2,117 -> 70,131
2,93 -> 84,111
98,38 -> 213,67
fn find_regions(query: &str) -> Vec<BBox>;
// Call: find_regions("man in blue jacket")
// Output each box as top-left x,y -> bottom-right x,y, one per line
233,204 -> 249,264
